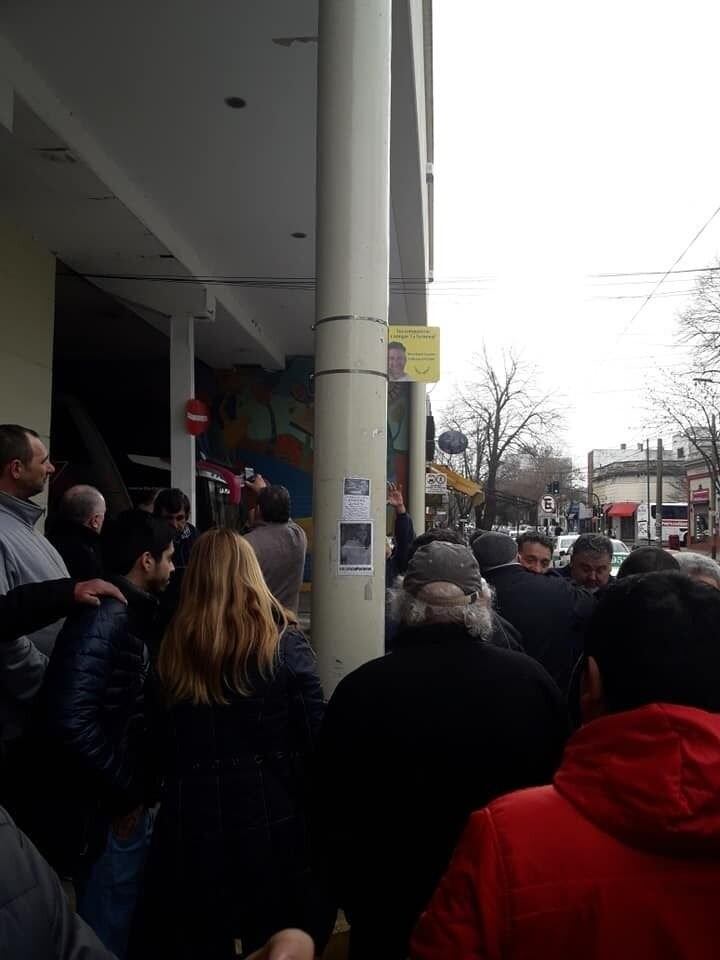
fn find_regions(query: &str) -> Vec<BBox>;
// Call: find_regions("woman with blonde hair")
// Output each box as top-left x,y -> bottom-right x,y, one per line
130,529 -> 328,960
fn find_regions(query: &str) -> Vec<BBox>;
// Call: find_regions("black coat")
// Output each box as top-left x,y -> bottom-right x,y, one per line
130,628 -> 329,960
485,563 -> 595,695
14,577 -> 155,874
0,578 -> 75,647
47,519 -> 104,580
313,622 -> 568,959
0,806 -> 113,959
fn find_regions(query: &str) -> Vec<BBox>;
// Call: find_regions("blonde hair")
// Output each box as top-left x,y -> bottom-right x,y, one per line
158,528 -> 287,705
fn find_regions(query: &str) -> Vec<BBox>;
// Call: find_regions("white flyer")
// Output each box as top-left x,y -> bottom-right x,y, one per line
342,477 -> 371,520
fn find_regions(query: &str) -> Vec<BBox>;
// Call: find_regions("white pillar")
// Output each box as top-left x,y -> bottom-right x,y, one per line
313,0 -> 392,693
170,314 -> 196,518
408,382 -> 427,534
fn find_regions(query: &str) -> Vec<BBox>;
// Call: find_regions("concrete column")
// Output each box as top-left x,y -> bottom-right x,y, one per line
408,382 -> 427,533
313,0 -> 392,692
170,314 -> 196,518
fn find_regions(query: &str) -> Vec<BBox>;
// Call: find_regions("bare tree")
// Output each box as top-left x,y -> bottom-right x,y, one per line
651,376 -> 720,493
677,262 -> 720,382
441,349 -> 563,528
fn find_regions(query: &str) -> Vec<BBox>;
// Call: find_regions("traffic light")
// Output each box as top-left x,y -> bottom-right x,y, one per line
552,481 -> 560,495
546,483 -> 552,494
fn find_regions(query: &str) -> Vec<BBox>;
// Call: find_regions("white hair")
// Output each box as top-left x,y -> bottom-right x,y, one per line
60,484 -> 105,524
674,551 -> 720,588
389,577 -> 494,639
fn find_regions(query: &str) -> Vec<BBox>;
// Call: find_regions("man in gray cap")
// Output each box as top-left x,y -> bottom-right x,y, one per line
472,532 -> 595,694
314,541 -> 567,960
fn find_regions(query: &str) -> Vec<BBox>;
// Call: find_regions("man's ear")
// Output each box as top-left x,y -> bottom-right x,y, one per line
139,550 -> 154,573
580,656 -> 604,725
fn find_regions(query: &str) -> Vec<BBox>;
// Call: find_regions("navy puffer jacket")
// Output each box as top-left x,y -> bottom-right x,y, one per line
13,577 -> 154,873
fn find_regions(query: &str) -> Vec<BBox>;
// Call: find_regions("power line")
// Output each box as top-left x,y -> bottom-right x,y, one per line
616,202 -> 720,342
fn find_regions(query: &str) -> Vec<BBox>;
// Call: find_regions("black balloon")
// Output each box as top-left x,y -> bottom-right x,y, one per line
438,430 -> 468,454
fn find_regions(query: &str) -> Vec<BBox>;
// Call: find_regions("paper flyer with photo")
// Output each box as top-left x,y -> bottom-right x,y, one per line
338,521 -> 373,575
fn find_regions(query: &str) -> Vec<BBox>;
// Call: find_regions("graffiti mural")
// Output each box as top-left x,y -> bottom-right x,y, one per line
206,356 -> 410,576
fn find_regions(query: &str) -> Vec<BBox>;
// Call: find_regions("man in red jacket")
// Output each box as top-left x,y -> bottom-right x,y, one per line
412,571 -> 720,960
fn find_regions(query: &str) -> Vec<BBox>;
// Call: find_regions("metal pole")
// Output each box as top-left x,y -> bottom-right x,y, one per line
408,383 -> 427,535
656,438 -> 663,545
313,0 -> 392,693
646,439 -> 651,544
170,315 -> 196,519
713,415 -> 718,561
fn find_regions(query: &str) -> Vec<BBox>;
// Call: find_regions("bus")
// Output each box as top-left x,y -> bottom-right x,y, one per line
636,502 -> 688,545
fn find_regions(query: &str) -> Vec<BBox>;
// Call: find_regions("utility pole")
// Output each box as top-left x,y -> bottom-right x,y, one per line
656,438 -> 663,545
712,414 -> 718,561
646,439 -> 651,545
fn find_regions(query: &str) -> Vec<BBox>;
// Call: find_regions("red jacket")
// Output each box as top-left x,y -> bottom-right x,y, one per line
412,703 -> 720,960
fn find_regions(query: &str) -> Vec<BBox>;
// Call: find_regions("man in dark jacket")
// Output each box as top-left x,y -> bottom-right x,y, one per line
472,532 -> 595,694
315,542 -> 567,960
19,511 -> 175,958
47,485 -> 106,580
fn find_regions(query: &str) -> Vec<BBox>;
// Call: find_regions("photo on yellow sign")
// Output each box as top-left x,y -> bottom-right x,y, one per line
388,326 -> 440,383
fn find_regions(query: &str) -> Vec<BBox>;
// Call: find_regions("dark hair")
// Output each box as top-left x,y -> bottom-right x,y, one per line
468,529 -> 485,547
154,488 -> 191,519
0,425 -> 39,471
388,341 -> 406,353
572,533 -> 613,561
257,485 -> 291,524
407,527 -> 466,563
617,546 -> 680,579
585,572 -> 720,714
517,532 -> 554,553
103,510 -> 175,576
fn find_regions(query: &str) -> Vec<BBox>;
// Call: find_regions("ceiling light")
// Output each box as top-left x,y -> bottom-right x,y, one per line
224,96 -> 247,109
291,232 -> 307,239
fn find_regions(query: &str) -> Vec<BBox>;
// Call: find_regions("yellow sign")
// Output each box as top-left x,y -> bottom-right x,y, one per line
388,326 -> 440,383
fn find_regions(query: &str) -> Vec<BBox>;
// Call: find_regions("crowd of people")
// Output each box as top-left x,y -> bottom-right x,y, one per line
3,420 -> 720,959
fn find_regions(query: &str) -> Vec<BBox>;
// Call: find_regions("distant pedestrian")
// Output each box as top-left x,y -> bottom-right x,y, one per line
472,532 -> 594,694
0,424 -> 67,741
47,484 -> 106,579
617,545 -> 679,579
16,511 -> 175,959
516,532 -> 554,574
315,542 -> 567,960
131,529 -> 328,959
674,551 -> 720,589
244,477 -> 307,614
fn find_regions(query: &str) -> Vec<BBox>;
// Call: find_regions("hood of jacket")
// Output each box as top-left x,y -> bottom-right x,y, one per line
555,703 -> 720,856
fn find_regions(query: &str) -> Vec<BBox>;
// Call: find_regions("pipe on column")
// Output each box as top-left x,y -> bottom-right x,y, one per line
170,314 -> 196,520
408,382 -> 427,534
313,0 -> 392,693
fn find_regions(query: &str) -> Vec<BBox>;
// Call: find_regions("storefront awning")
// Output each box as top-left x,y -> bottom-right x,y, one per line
606,501 -> 639,518
429,464 -> 484,499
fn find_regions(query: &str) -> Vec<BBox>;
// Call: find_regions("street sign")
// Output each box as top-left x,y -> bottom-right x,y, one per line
541,495 -> 556,514
426,472 -> 448,494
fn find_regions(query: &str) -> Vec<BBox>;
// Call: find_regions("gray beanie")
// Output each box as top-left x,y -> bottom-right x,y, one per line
403,541 -> 483,597
471,531 -> 518,573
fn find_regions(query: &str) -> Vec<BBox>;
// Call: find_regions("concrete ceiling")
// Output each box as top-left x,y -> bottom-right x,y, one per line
0,1 -> 431,368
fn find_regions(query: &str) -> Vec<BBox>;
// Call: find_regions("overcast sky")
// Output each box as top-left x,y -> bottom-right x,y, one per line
429,0 -> 720,467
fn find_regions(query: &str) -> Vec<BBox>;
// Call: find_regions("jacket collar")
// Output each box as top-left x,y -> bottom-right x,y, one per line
109,575 -> 158,634
0,492 -> 44,528
50,516 -> 100,543
393,621 -> 478,651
